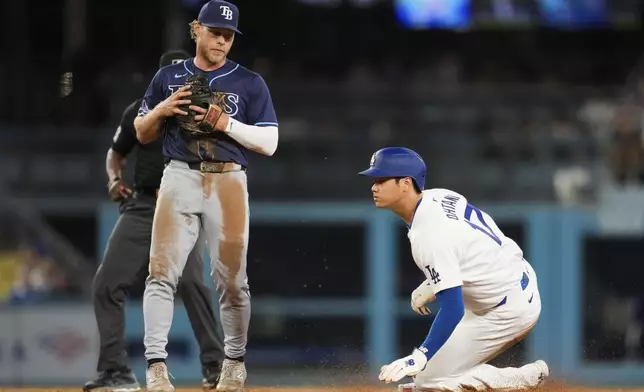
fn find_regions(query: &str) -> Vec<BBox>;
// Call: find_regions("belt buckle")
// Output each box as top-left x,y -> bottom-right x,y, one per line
200,162 -> 224,173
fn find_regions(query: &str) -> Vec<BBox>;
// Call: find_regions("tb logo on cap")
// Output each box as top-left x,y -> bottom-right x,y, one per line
220,5 -> 233,20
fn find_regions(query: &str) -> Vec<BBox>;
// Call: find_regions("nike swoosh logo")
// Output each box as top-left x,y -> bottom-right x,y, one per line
175,73 -> 188,78
528,293 -> 534,303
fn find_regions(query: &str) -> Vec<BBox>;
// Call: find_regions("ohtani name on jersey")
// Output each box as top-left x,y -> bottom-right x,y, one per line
441,194 -> 461,220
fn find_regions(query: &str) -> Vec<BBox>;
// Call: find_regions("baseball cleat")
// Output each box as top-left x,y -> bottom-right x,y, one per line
146,362 -> 175,392
83,368 -> 140,392
216,358 -> 246,392
533,360 -> 549,386
202,362 -> 223,390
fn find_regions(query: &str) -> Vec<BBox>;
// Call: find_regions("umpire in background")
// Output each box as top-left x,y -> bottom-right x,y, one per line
84,50 -> 225,392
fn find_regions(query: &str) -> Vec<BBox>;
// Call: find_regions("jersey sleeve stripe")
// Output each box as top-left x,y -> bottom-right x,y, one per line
254,122 -> 278,127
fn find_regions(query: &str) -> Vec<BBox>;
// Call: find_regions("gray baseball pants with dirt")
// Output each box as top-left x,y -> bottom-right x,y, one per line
93,193 -> 224,372
143,160 -> 250,362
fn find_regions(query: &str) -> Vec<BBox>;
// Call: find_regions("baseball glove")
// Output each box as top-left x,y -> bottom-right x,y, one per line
176,74 -> 225,137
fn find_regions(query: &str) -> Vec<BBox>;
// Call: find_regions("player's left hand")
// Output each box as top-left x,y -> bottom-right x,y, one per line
378,348 -> 428,383
189,105 -> 229,132
411,279 -> 435,316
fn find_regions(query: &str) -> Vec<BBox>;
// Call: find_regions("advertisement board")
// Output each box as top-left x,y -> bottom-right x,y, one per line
0,305 -> 98,385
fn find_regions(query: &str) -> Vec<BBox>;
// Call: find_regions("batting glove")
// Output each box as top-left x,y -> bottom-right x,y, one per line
411,279 -> 435,316
378,348 -> 428,383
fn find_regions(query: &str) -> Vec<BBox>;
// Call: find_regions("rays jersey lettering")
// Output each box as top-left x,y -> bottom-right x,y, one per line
167,86 -> 240,117
138,58 -> 278,166
213,92 -> 240,117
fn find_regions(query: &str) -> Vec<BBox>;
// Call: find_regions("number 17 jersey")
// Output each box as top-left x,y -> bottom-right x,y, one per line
407,188 -> 526,312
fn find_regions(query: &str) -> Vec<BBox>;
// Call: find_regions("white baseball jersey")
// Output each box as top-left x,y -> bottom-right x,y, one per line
408,188 -> 526,312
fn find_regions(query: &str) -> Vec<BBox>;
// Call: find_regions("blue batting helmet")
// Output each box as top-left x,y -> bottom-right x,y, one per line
358,147 -> 426,191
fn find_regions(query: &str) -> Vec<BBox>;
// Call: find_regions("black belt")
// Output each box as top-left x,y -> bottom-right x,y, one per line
187,161 -> 246,173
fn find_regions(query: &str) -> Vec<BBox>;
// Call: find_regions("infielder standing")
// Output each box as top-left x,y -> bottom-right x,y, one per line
134,1 -> 278,392
358,147 -> 549,392
85,50 -> 226,392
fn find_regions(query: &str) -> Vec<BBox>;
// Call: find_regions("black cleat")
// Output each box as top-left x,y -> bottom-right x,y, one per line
83,368 -> 141,392
202,362 -> 222,390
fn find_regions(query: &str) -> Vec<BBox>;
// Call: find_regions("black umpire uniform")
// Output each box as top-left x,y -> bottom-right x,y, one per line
84,51 -> 225,392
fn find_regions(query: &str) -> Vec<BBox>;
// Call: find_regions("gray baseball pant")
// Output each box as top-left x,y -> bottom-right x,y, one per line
143,160 -> 250,362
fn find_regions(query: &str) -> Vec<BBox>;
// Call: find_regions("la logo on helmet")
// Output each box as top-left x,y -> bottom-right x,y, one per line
370,153 -> 376,167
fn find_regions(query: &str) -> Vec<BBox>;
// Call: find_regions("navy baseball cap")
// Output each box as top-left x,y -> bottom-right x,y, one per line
198,0 -> 242,34
159,50 -> 191,68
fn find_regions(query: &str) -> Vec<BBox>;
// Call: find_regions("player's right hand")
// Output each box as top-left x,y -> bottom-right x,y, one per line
411,279 -> 435,316
108,178 -> 132,201
154,85 -> 193,118
379,348 -> 428,383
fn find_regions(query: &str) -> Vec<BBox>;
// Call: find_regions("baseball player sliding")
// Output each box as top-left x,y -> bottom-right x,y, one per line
134,1 -> 278,392
358,147 -> 549,392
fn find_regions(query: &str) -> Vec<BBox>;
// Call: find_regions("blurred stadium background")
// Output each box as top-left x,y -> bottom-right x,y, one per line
2,0 -> 644,388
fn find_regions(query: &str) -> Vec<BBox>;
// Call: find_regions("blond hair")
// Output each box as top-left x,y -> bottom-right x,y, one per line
189,20 -> 199,41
